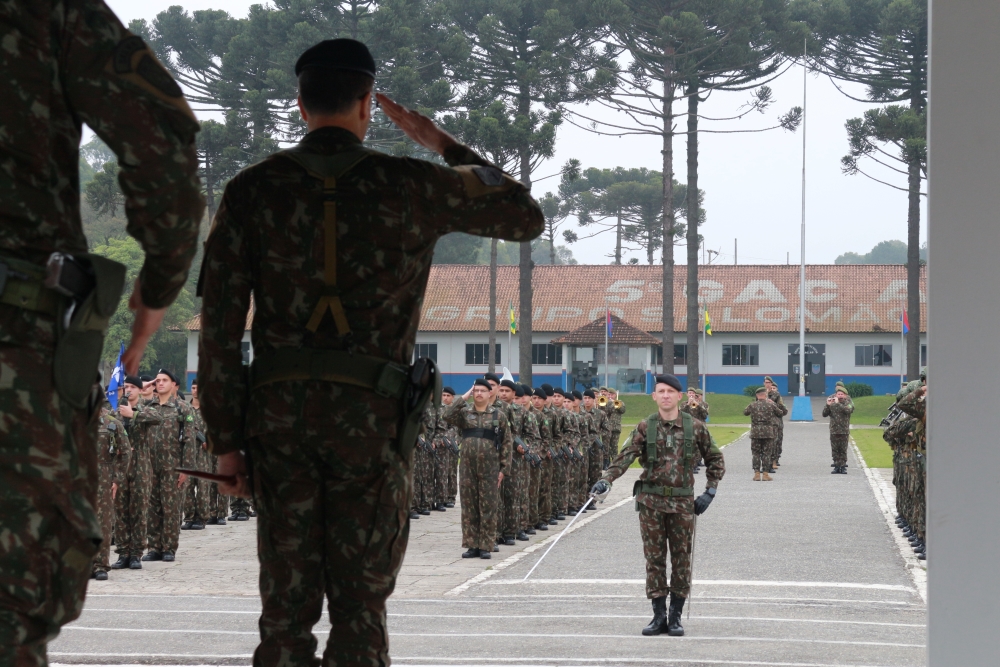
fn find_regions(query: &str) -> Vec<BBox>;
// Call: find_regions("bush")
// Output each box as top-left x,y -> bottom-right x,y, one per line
844,382 -> 873,398
743,385 -> 763,397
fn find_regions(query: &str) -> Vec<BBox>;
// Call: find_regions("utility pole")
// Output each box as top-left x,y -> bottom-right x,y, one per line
734,239 -> 737,265
792,35 -> 813,421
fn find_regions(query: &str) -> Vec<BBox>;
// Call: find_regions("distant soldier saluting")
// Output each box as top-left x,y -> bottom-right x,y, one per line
590,374 -> 725,637
198,39 -> 543,666
823,383 -> 855,474
0,1 -> 203,661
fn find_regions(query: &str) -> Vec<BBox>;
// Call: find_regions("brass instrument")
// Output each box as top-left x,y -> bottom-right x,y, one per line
613,399 -> 624,409
598,396 -> 609,407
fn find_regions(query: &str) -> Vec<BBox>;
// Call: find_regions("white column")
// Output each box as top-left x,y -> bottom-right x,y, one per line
927,3 -> 1000,664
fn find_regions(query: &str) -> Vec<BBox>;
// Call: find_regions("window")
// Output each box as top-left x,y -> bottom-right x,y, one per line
465,343 -> 501,365
532,344 -> 562,365
921,344 -> 927,366
595,344 -> 629,365
722,344 -> 759,366
654,344 -> 688,366
855,344 -> 892,367
414,343 -> 437,363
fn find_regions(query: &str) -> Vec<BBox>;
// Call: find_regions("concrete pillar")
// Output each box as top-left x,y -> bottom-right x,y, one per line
927,2 -> 1000,664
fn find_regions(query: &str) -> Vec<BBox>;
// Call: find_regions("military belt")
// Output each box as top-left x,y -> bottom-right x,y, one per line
634,481 -> 694,497
250,348 -> 408,398
0,255 -> 61,316
462,427 -> 496,440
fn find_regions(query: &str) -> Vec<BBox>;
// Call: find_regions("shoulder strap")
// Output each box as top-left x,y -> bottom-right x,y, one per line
680,411 -> 695,477
644,414 -> 658,473
276,146 -> 375,335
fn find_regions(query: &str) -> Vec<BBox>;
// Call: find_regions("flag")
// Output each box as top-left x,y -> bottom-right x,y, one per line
901,309 -> 910,335
606,308 -> 613,339
704,309 -> 712,336
509,301 -> 517,335
106,342 -> 125,410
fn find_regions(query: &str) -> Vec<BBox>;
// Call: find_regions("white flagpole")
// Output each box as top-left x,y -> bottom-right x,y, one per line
604,308 -> 609,389
508,301 -> 513,371
701,308 -> 707,393
798,35 -> 808,398
900,310 -> 905,387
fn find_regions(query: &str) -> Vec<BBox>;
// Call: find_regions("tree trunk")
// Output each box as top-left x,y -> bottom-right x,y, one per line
905,141 -> 921,380
685,80 -> 700,389
518,150 -> 534,386
204,154 -> 217,221
613,208 -> 622,264
548,224 -> 556,265
661,68 -> 676,376
488,238 -> 498,374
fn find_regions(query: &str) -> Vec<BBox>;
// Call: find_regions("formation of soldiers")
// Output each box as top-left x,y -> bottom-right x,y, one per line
882,368 -> 927,561
418,375 -> 626,558
92,371 -> 238,580
743,376 -> 788,481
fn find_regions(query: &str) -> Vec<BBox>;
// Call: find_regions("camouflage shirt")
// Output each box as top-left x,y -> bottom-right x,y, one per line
822,399 -> 854,435
603,414 -> 725,513
132,396 -> 197,469
604,401 -> 626,432
97,408 -> 131,484
0,0 -> 203,308
680,400 -> 709,422
744,400 -> 785,439
198,127 -> 543,454
442,397 -> 513,473
766,389 -> 788,427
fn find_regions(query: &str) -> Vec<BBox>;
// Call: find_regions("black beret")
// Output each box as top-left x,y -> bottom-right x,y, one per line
572,390 -> 583,400
140,374 -> 154,383
583,390 -> 596,399
654,374 -> 683,392
552,388 -> 566,397
519,384 -> 532,394
484,373 -> 500,384
541,383 -> 554,394
124,375 -> 143,389
442,386 -> 455,396
473,379 -> 491,389
533,388 -> 548,398
157,369 -> 178,384
500,379 -> 517,390
514,385 -> 525,398
295,39 -> 377,78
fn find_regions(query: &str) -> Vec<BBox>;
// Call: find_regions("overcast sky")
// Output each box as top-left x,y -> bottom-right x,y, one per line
107,0 -> 926,266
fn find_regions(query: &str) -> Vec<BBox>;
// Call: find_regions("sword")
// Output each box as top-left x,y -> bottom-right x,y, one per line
688,515 -> 697,620
174,467 -> 237,485
523,496 -> 594,582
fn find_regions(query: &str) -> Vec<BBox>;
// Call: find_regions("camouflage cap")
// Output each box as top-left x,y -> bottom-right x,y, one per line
755,386 -> 768,395
764,376 -> 774,383
920,366 -> 927,380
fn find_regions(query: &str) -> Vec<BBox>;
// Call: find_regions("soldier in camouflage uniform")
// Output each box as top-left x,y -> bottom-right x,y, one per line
519,386 -> 542,534
412,406 -> 435,517
896,378 -> 926,559
135,370 -> 197,561
532,388 -> 555,530
680,388 -> 709,421
602,388 -> 627,466
822,386 -> 855,474
498,379 -> 527,542
444,380 -> 513,558
0,2 -> 203,659
92,402 -> 131,580
198,39 -> 543,667
763,377 -> 787,471
440,387 -> 460,507
591,374 -> 724,637
182,380 -> 211,530
585,391 -> 608,490
112,377 -> 152,570
744,387 -> 784,480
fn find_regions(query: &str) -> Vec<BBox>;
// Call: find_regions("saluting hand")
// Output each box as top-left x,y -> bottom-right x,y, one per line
376,93 -> 458,156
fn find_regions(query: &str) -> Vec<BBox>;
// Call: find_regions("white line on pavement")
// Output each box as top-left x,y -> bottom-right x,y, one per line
444,495 -> 635,596
483,579 -> 916,592
388,633 -> 924,648
386,613 -> 922,627
849,437 -> 927,602
391,659 -> 910,667
462,595 -> 914,605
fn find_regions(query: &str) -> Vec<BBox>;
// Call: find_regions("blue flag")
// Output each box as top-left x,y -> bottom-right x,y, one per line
106,342 -> 125,409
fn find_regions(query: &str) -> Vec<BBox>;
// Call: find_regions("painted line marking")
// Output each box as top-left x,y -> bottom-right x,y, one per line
483,579 -> 916,592
850,437 -> 927,602
387,633 -> 924,648
460,595 -> 914,605
390,660 -> 910,667
385,613 -> 922,627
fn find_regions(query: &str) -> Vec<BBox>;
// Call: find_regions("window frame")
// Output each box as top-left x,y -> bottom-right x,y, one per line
414,343 -> 438,363
855,344 -> 893,368
531,343 -> 562,365
722,343 -> 759,367
465,343 -> 501,366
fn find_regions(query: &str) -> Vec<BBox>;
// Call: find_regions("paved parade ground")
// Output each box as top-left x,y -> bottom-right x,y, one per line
51,416 -> 926,667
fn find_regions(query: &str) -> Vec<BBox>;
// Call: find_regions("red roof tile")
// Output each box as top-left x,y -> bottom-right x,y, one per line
551,314 -> 660,345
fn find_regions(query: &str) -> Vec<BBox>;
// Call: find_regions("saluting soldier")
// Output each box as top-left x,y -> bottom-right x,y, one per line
744,387 -> 784,481
444,380 -> 514,559
198,38 -> 543,666
591,375 -> 724,637
823,383 -> 855,474
763,376 -> 787,471
0,1 -> 203,658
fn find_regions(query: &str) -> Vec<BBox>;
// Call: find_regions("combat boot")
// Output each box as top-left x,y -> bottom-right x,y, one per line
667,594 -> 686,636
526,527 -> 536,535
461,548 -> 481,558
181,521 -> 193,530
128,555 -> 142,570
516,531 -> 529,541
502,535 -> 516,546
216,517 -> 227,525
162,550 -> 175,562
536,522 -> 549,531
753,472 -> 761,481
92,570 -> 108,581
762,472 -> 772,481
190,520 -> 205,530
641,596 -> 668,636
110,554 -> 129,570
141,551 -> 162,562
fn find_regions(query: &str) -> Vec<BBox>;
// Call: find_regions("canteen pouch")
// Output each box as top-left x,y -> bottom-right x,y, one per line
53,254 -> 126,408
397,357 -> 441,460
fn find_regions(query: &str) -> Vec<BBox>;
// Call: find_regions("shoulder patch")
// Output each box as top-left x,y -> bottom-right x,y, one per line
186,415 -> 194,422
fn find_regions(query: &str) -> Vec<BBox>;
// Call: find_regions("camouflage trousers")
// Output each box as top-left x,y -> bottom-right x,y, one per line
537,459 -> 552,523
587,445 -> 603,490
249,433 -> 411,667
501,456 -> 526,537
750,438 -> 772,473
208,455 -> 229,520
638,505 -> 695,599
526,462 -> 540,529
459,440 -> 500,551
412,447 -> 433,511
147,457 -> 185,554
183,448 -> 211,521
550,457 -> 566,515
94,461 -> 115,573
830,434 -> 849,467
572,452 -> 588,509
231,496 -> 253,516
773,426 -> 784,463
606,429 -> 621,468
432,447 -> 448,505
0,342 -> 101,666
114,443 -> 151,557
446,447 -> 458,503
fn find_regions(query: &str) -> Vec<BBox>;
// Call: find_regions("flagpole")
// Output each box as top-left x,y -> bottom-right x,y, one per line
508,300 -> 513,372
798,35 -> 807,399
900,310 -> 905,388
604,307 -> 609,390
701,307 -> 706,393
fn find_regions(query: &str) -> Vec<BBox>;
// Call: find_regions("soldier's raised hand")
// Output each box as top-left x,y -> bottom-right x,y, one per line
376,93 -> 458,156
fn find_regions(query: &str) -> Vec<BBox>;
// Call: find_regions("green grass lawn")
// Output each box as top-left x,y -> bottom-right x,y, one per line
624,426 -> 747,467
849,395 -> 898,425
619,393 -> 752,425
852,429 -> 893,468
